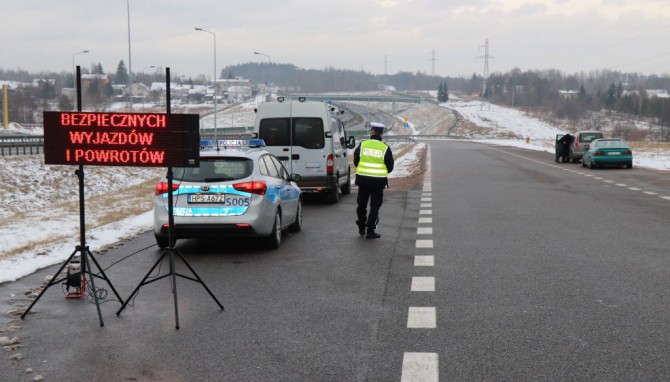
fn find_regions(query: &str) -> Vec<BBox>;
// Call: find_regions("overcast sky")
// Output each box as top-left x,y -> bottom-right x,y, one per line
2,0 -> 670,79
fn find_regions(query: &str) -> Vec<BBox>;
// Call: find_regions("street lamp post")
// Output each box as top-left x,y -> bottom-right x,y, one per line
195,27 -> 218,140
141,66 -> 155,110
126,0 -> 133,111
72,50 -> 89,110
254,51 -> 271,102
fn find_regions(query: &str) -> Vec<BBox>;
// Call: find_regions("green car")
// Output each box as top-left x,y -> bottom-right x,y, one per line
582,138 -> 633,169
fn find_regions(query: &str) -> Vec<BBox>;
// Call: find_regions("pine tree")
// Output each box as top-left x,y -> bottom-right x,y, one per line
437,81 -> 449,103
115,60 -> 129,85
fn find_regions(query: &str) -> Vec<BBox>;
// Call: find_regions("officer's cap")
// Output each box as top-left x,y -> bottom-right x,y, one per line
370,122 -> 385,133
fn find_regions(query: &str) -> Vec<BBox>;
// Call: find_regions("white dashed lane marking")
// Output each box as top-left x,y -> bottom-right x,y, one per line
421,197 -> 432,202
420,203 -> 432,208
644,191 -> 658,195
407,307 -> 437,328
416,240 -> 434,248
662,196 -> 670,200
418,217 -> 432,224
401,353 -> 439,382
417,227 -> 433,235
420,210 -> 432,215
411,277 -> 435,292
414,256 -> 434,267
629,187 -> 641,191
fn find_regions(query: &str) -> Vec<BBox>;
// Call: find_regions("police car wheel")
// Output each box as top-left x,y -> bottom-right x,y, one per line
288,200 -> 303,233
265,211 -> 282,249
155,235 -> 169,249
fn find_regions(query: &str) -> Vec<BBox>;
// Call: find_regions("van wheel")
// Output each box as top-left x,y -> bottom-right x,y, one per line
341,172 -> 351,195
326,186 -> 339,204
264,211 -> 282,249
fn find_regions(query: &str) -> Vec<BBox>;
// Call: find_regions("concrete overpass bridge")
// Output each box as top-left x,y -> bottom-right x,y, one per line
285,93 -> 432,112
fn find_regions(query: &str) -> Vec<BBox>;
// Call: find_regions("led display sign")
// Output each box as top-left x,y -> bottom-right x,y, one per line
44,112 -> 200,167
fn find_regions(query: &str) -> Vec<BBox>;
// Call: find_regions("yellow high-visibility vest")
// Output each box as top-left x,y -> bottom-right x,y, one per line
357,139 -> 389,178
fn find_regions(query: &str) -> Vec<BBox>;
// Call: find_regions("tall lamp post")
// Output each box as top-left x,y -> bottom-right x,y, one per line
140,65 -> 155,110
72,50 -> 89,110
126,0 -> 133,111
195,27 -> 218,139
254,51 -> 271,102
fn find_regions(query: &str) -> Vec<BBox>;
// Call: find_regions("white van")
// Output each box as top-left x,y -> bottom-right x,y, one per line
253,98 -> 355,203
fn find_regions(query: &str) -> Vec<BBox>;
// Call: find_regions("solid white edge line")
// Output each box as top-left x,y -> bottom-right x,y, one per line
401,353 -> 439,382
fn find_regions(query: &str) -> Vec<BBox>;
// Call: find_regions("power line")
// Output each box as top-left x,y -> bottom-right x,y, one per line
429,48 -> 438,76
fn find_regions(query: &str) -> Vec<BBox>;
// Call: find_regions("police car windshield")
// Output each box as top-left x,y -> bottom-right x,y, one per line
173,157 -> 253,182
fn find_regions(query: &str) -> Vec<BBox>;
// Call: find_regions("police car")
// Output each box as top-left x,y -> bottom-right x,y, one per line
153,139 -> 302,249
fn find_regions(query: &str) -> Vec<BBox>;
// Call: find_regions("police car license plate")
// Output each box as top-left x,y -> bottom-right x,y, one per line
188,194 -> 226,203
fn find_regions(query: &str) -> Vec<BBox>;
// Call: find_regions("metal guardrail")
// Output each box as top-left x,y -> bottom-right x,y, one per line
0,135 -> 44,156
0,132 -> 452,157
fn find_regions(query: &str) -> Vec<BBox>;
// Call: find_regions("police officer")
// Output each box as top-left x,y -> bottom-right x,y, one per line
354,122 -> 394,239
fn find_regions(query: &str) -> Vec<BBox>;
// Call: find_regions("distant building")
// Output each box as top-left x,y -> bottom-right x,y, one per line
646,89 -> 669,99
558,90 -> 579,100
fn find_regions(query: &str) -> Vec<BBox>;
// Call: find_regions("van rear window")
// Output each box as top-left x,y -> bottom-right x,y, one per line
259,117 -> 324,149
259,118 -> 291,146
293,118 -> 324,149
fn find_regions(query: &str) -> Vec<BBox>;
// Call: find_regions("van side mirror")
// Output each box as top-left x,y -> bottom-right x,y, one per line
347,136 -> 356,149
325,132 -> 333,138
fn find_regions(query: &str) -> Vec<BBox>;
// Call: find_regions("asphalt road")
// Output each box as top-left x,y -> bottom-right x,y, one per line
2,140 -> 670,381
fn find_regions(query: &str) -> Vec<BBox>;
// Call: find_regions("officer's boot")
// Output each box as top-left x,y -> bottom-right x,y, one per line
356,220 -> 366,236
366,229 -> 381,239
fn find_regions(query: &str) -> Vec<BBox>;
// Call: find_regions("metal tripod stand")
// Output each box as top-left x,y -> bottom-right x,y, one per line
115,167 -> 224,329
116,69 -> 223,329
21,165 -> 123,327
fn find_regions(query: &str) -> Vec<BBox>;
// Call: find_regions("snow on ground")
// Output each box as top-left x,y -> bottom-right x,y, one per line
444,98 -> 563,140
389,143 -> 425,178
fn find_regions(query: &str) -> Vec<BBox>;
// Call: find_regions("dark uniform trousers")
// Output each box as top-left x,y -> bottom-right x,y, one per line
357,186 -> 384,229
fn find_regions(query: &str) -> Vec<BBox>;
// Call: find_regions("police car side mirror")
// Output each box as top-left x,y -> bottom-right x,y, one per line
290,173 -> 302,182
347,136 -> 356,149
